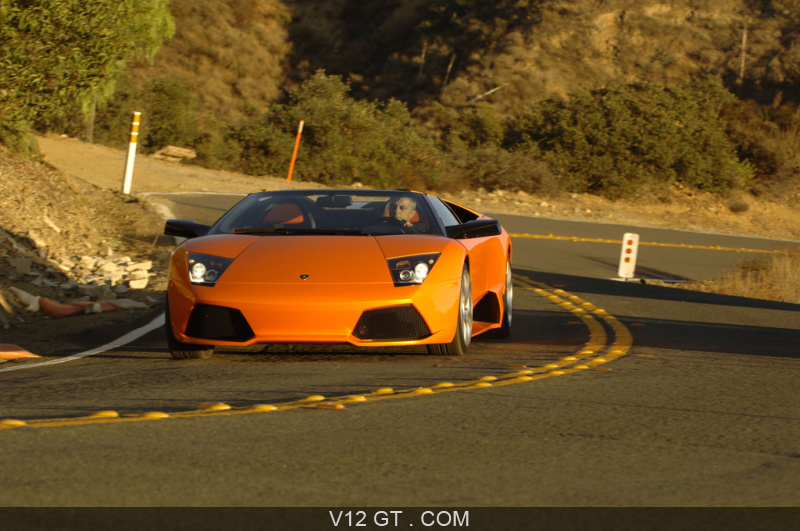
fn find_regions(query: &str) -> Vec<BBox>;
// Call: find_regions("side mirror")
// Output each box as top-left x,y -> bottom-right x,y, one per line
445,219 -> 502,239
164,219 -> 211,240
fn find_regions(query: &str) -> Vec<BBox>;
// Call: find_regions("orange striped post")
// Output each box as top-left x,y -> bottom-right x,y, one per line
121,111 -> 141,194
286,120 -> 304,183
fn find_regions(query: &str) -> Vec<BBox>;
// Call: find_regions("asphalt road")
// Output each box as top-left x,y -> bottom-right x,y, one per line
1,194 -> 799,526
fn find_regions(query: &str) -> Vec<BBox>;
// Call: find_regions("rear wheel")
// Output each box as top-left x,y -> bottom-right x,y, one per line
427,265 -> 473,356
165,296 -> 215,360
492,257 -> 513,339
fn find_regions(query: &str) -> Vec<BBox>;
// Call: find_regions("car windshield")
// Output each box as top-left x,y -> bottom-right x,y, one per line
208,191 -> 441,237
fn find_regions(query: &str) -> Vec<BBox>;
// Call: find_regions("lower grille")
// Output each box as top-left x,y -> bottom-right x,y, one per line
353,305 -> 431,341
185,304 -> 254,342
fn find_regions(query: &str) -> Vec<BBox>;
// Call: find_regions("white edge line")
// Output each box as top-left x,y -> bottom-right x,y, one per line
0,313 -> 165,373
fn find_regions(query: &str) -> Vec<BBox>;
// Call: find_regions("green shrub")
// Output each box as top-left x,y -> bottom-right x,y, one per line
504,77 -> 754,199
232,71 -> 445,189
0,121 -> 39,158
722,98 -> 800,199
140,77 -> 200,153
449,145 -> 559,196
93,75 -> 236,169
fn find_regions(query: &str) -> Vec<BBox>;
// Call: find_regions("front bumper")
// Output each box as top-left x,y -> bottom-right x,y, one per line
167,278 -> 461,347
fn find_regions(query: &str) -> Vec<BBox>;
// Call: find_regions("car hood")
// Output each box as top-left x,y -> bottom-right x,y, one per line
182,234 -> 261,259
218,234 -> 440,284
183,233 -> 452,284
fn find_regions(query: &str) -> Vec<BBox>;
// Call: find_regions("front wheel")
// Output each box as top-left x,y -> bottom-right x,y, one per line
165,297 -> 215,360
427,265 -> 473,356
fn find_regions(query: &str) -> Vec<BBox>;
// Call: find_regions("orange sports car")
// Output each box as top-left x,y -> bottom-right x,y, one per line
164,189 -> 512,359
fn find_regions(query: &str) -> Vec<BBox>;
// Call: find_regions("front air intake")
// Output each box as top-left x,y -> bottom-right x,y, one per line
353,305 -> 431,341
185,304 -> 254,342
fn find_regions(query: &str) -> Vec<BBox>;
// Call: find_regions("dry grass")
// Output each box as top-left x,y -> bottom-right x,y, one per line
125,0 -> 292,125
674,248 -> 800,304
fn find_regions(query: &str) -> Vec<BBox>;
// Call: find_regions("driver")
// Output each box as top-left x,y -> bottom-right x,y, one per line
390,196 -> 429,233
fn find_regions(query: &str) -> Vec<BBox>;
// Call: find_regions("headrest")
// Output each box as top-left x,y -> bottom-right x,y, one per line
263,203 -> 304,224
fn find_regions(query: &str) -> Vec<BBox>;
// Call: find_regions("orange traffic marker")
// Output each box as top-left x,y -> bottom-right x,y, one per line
0,344 -> 40,360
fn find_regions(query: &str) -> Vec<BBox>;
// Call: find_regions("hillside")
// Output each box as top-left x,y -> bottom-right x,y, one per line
71,0 -> 800,205
118,0 -> 800,125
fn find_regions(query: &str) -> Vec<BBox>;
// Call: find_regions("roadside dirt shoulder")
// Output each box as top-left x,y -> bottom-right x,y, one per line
37,134 -> 800,242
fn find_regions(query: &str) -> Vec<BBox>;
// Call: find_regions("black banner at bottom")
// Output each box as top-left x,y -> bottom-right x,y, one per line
1,507 -> 797,531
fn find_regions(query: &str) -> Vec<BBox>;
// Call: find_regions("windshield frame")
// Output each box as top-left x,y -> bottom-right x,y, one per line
207,190 -> 443,237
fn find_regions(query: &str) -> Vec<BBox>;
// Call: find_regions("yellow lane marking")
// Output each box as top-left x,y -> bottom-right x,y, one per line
509,233 -> 791,254
0,278 -> 633,430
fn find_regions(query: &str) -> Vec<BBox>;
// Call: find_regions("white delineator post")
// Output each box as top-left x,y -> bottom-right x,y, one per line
618,232 -> 640,280
121,111 -> 141,195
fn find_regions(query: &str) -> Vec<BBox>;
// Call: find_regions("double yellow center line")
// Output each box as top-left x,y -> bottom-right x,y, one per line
0,278 -> 633,430
510,233 -> 790,254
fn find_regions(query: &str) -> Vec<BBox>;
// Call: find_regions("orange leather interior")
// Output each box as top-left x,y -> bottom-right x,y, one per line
263,204 -> 304,225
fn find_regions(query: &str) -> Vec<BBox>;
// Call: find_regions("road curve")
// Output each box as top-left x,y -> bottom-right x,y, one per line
0,197 -> 798,514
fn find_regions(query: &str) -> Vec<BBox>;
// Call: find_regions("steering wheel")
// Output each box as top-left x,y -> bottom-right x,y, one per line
361,217 -> 406,234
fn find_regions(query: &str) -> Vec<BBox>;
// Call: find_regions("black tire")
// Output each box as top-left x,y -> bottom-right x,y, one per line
165,297 -> 215,360
427,265 -> 473,356
491,256 -> 513,339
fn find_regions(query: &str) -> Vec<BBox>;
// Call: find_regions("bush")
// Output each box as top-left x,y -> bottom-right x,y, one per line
232,71 -> 445,189
504,77 -> 754,199
445,145 -> 558,196
722,98 -> 800,199
140,77 -> 200,153
0,121 -> 39,159
93,75 -> 234,169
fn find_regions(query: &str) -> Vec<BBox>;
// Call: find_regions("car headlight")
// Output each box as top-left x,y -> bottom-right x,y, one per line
389,253 -> 439,286
187,253 -> 233,286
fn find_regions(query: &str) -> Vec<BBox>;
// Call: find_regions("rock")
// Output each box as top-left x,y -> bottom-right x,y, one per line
152,145 -> 197,161
92,286 -> 117,301
27,231 -> 47,249
9,287 -> 40,312
8,257 -> 32,275
126,260 -> 153,272
108,255 -> 132,265
107,299 -> 148,310
97,260 -> 122,274
98,243 -> 114,256
126,271 -> 148,281
77,284 -> 98,293
113,284 -> 130,295
42,215 -> 62,234
80,275 -> 106,286
60,280 -> 78,290
79,256 -> 99,270
73,267 -> 94,278
128,278 -> 149,290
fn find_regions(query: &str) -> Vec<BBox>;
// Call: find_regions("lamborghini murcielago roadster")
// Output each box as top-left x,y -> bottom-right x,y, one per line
164,189 -> 512,359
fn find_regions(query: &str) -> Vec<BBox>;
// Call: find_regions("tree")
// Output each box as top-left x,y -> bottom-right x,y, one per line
0,0 -> 174,130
